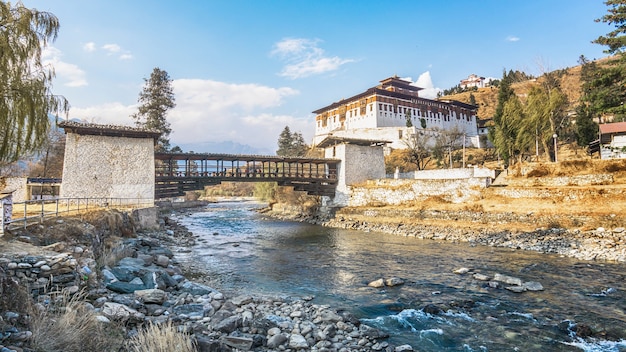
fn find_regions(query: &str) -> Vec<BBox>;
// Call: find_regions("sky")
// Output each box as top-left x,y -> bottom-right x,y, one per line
21,0 -> 611,155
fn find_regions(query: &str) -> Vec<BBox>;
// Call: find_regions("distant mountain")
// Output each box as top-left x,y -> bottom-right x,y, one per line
175,140 -> 273,156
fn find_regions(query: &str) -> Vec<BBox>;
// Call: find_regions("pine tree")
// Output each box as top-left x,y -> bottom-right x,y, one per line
0,2 -> 69,168
132,68 -> 176,151
276,126 -> 308,157
276,126 -> 293,156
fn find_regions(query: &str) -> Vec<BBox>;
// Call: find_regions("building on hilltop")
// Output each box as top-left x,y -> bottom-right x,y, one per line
460,74 -> 486,89
312,76 -> 480,151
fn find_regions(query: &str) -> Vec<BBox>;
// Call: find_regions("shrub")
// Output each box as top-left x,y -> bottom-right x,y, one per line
29,291 -> 124,352
526,165 -> 550,177
127,321 -> 195,352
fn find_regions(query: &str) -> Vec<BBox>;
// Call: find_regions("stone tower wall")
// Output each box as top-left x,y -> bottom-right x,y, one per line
61,133 -> 155,200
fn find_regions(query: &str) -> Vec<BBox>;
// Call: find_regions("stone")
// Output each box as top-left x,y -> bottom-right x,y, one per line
106,281 -> 147,294
102,302 -> 144,322
155,255 -> 169,268
135,289 -> 167,304
231,295 -> 253,306
288,334 -> 308,349
320,310 -> 342,323
385,277 -> 405,286
178,281 -> 213,296
523,281 -> 544,291
368,278 -> 385,288
267,327 -> 281,336
17,263 -> 32,269
214,315 -> 241,333
423,304 -> 441,315
396,345 -> 414,351
33,261 -> 47,268
613,227 -> 625,233
173,304 -> 206,319
222,336 -> 253,350
505,285 -> 526,293
7,263 -> 17,269
267,333 -> 288,349
453,267 -> 470,274
473,273 -> 490,281
96,315 -> 111,323
493,273 -> 523,286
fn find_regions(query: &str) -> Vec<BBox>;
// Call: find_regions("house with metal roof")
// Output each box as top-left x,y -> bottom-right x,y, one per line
589,122 -> 626,159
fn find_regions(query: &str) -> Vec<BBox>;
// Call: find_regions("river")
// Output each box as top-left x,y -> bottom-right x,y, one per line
174,201 -> 626,351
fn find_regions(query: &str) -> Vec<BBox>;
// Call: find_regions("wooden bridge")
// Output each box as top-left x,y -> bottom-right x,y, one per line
154,152 -> 340,199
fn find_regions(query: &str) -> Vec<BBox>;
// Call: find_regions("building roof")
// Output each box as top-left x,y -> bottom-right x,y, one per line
315,136 -> 391,148
312,77 -> 477,114
599,122 -> 626,135
58,121 -> 161,139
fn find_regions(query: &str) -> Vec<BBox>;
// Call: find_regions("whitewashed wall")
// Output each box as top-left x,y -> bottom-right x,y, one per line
0,177 -> 28,202
61,133 -> 155,200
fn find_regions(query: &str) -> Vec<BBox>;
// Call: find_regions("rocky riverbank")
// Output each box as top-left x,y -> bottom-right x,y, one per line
0,208 -> 398,352
261,206 -> 626,262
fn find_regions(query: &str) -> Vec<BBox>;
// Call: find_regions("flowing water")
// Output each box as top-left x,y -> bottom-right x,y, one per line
175,201 -> 626,351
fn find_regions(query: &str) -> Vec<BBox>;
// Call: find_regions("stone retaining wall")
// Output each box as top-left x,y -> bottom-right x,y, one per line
349,178 -> 488,206
505,174 -> 614,187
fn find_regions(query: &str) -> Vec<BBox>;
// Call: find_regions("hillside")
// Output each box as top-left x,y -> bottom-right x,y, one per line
442,63 -> 588,120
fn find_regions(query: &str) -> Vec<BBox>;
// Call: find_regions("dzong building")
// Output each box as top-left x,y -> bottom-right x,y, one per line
312,76 -> 480,151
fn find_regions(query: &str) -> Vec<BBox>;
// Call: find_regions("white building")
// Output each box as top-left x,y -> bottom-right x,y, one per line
312,76 -> 479,150
460,74 -> 486,89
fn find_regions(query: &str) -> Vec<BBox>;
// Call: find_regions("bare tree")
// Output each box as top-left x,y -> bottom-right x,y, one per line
402,130 -> 433,170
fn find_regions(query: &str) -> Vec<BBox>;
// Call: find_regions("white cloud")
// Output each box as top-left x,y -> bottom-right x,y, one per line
83,42 -> 96,52
506,36 -> 520,42
102,44 -> 121,54
271,38 -> 354,79
169,79 -> 304,149
402,71 -> 442,99
67,79 -> 308,152
42,46 -> 88,87
98,43 -> 133,60
68,102 -> 137,125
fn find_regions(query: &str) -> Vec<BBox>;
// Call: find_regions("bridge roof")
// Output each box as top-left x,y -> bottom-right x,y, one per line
58,121 -> 161,139
155,152 -> 340,164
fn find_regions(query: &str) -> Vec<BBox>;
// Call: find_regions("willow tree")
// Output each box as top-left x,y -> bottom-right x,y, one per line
522,74 -> 568,161
0,2 -> 69,167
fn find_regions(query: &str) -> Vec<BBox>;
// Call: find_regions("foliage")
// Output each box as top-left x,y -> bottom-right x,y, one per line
402,130 -> 433,170
0,2 -> 69,168
593,0 -> 626,55
254,182 -> 277,201
127,321 -> 195,352
27,126 -> 66,178
276,126 -> 308,157
405,109 -> 413,127
579,1 -> 626,122
30,291 -> 124,352
132,67 -> 176,151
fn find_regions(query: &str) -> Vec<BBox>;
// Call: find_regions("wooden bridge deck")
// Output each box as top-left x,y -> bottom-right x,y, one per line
154,152 -> 340,198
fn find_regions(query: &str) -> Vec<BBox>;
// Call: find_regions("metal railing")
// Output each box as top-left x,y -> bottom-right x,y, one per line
1,197 -> 153,233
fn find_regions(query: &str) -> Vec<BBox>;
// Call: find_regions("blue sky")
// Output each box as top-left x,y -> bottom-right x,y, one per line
23,0 -> 610,154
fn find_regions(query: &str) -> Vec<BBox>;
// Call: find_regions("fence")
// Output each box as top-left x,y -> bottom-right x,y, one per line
1,197 -> 154,233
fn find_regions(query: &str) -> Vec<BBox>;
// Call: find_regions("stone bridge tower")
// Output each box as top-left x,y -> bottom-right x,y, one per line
317,136 -> 388,207
58,121 -> 160,202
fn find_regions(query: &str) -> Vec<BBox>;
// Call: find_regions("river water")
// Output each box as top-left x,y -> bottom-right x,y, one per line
175,201 -> 626,351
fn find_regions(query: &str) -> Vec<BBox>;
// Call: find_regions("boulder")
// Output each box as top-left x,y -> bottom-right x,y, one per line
135,289 -> 167,304
523,281 -> 544,291
288,334 -> 308,349
493,273 -> 523,286
385,277 -> 405,286
222,336 -> 253,350
453,267 -> 470,274
473,273 -> 491,281
368,278 -> 385,288
102,302 -> 144,323
267,333 -> 288,349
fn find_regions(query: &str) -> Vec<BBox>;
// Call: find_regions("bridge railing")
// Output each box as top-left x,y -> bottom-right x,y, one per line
1,197 -> 153,233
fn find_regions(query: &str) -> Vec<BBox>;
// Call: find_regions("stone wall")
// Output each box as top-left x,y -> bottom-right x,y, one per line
61,133 -> 155,201
505,174 -> 614,187
349,178 -> 488,206
0,177 -> 27,203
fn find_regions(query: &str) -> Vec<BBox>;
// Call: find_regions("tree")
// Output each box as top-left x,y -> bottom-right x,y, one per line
582,1 -> 626,122
27,127 -> 66,178
402,130 -> 433,170
488,69 -> 517,166
405,109 -> 413,127
0,2 -> 69,169
593,0 -> 626,55
132,67 -> 176,152
432,126 -> 464,168
469,93 -> 477,106
276,126 -> 308,157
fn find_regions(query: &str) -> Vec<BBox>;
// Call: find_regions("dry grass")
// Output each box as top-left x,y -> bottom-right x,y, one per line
29,291 -> 124,352
126,321 -> 196,352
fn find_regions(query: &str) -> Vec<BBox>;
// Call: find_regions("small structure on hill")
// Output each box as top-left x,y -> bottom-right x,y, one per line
316,136 -> 388,207
58,121 -> 160,202
589,122 -> 626,159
